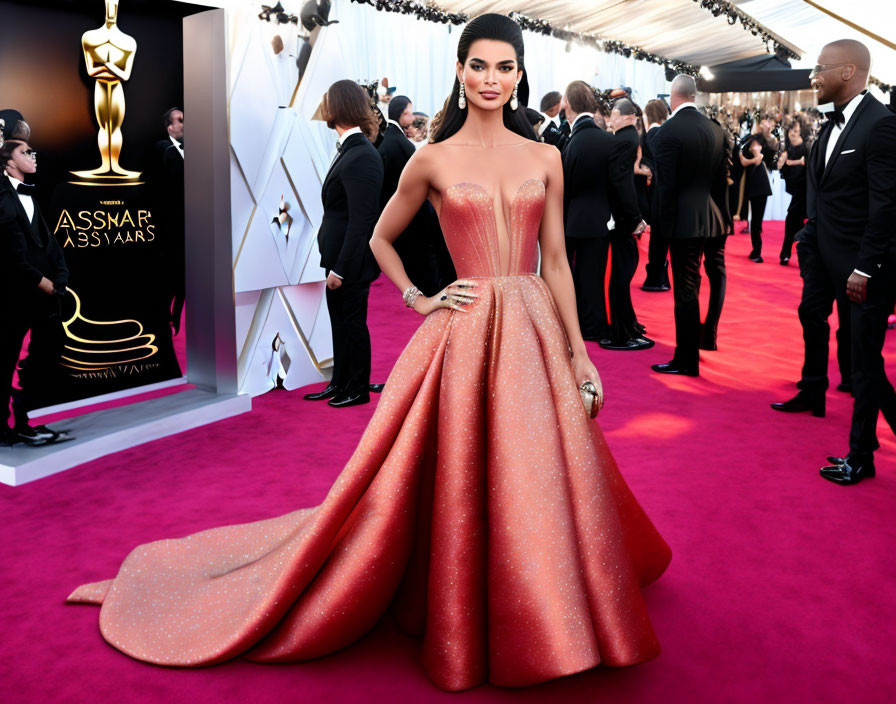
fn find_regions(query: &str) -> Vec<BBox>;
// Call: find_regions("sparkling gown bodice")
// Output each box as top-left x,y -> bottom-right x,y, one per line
438,179 -> 544,278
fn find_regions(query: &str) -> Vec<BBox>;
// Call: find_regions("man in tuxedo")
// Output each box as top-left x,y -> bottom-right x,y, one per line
772,41 -> 896,484
601,99 -> 652,351
560,81 -> 643,343
651,75 -> 731,377
147,108 -> 185,334
641,98 -> 671,291
0,139 -> 72,446
304,81 -> 384,408
377,96 -> 454,296
538,91 -> 567,150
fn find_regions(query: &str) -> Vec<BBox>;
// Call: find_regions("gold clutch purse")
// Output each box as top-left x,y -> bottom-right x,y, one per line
579,381 -> 601,419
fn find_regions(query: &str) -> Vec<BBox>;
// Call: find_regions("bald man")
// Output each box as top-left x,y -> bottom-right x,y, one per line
651,74 -> 731,376
774,40 -> 896,484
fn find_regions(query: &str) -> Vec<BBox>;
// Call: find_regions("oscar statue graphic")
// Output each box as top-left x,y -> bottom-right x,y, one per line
70,0 -> 141,185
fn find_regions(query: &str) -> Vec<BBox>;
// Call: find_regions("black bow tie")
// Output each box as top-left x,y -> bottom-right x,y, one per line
16,182 -> 37,196
827,106 -> 845,127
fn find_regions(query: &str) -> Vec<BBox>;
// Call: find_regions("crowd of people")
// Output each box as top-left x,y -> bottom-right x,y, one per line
307,38 -> 895,487
62,10 -> 895,693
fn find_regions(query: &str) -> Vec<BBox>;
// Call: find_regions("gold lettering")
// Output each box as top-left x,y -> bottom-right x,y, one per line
120,210 -> 135,227
93,210 -> 106,229
137,209 -> 150,228
54,210 -> 76,234
108,211 -> 120,228
78,210 -> 93,229
146,224 -> 155,241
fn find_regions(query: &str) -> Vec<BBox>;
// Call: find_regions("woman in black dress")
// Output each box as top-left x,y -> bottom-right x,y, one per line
776,119 -> 809,265
739,114 -> 777,262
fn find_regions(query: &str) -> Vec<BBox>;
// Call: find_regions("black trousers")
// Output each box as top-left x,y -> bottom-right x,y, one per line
848,271 -> 896,460
326,281 -> 372,395
566,237 -> 610,340
749,196 -> 768,257
795,243 -> 852,399
2,300 -> 66,428
668,236 -> 727,370
608,230 -> 641,342
781,191 -> 806,261
643,228 -> 670,288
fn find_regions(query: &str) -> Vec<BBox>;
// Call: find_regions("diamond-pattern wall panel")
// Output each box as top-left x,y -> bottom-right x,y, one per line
227,5 -> 337,397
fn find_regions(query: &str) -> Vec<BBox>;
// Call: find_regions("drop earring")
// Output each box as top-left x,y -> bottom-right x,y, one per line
510,83 -> 519,111
458,81 -> 466,110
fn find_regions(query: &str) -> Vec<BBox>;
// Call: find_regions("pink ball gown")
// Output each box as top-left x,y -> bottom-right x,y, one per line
68,178 -> 672,692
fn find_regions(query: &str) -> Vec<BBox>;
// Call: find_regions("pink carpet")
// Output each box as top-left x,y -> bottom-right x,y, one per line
2,222 -> 894,703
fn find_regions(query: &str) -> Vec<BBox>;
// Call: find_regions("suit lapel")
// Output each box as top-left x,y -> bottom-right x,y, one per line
822,93 -> 870,184
321,133 -> 364,201
3,178 -> 37,241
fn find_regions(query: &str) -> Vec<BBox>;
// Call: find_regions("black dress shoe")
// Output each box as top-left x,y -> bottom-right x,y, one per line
328,391 -> 370,408
633,322 -> 647,336
651,362 -> 698,377
599,336 -> 655,351
11,426 -> 57,447
304,383 -> 340,401
369,383 -> 385,393
836,382 -> 853,394
641,283 -> 671,292
750,255 -> 764,263
826,455 -> 847,466
770,394 -> 825,417
779,257 -> 790,266
819,458 -> 875,485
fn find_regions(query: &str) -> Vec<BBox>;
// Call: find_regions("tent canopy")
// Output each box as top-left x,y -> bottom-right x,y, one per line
181,0 -> 896,86
698,55 -> 812,93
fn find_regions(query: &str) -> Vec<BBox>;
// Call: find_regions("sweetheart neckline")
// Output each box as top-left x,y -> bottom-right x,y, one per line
444,178 -> 546,207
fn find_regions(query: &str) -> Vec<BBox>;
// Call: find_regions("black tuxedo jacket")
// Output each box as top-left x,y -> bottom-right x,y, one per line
561,117 -> 639,240
377,123 -> 414,208
640,126 -> 662,226
654,106 -> 731,240
803,92 -> 896,277
318,132 -> 384,284
609,124 -> 642,235
0,177 -> 68,304
541,121 -> 568,150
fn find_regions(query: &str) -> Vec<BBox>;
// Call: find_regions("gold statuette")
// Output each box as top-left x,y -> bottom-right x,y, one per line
71,0 -> 142,185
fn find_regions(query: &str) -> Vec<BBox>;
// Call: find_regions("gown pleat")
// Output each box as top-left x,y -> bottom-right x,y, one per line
68,179 -> 671,691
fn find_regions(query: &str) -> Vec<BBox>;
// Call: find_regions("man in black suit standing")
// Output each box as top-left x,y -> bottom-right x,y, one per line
304,80 -> 384,408
147,108 -> 185,334
641,98 -> 671,292
561,81 -> 644,343
0,139 -> 72,446
773,41 -> 896,484
377,95 -> 454,296
538,91 -> 567,150
652,75 -> 731,377
601,98 -> 652,351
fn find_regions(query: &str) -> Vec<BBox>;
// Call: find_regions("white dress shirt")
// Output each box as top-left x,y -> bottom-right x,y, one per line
571,112 -> 594,129
824,91 -> 864,167
670,101 -> 697,118
169,134 -> 184,159
7,174 -> 34,222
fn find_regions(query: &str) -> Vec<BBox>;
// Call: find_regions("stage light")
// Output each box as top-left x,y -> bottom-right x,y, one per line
699,65 -> 715,80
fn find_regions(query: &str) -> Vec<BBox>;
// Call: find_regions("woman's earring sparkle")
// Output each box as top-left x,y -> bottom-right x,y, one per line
510,83 -> 519,111
458,81 -> 466,110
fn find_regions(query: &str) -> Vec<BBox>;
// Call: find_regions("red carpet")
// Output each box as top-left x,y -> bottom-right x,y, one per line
2,222 -> 894,703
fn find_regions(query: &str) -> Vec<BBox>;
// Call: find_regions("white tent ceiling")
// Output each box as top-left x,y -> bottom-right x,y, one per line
180,0 -> 896,84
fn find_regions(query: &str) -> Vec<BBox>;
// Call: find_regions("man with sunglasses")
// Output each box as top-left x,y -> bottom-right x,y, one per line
771,39 -> 896,485
0,138 -> 72,446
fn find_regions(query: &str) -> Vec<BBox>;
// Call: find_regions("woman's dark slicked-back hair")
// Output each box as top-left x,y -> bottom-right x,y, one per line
430,13 -> 537,143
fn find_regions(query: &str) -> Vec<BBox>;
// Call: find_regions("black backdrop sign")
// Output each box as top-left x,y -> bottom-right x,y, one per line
1,0 -> 205,408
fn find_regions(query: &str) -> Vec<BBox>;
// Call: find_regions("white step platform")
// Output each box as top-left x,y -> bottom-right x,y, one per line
0,389 -> 251,486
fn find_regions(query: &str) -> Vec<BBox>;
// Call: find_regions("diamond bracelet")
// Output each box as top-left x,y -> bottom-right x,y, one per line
402,285 -> 421,309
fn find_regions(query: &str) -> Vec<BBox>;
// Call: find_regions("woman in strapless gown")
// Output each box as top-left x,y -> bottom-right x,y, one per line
67,14 -> 671,692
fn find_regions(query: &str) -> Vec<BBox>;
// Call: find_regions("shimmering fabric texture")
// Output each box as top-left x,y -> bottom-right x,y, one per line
68,178 -> 672,691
